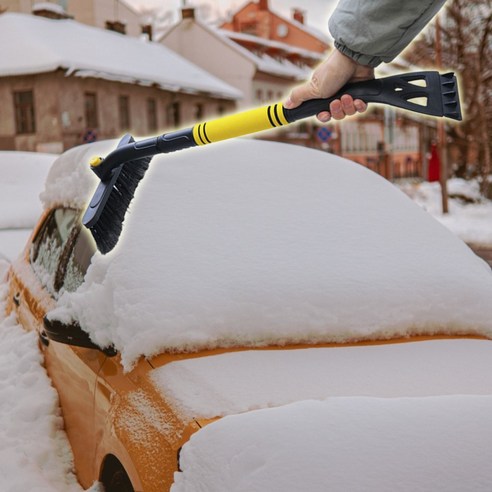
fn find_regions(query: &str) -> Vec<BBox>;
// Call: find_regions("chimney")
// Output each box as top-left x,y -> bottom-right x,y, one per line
292,8 -> 305,24
105,20 -> 126,34
258,0 -> 269,11
32,2 -> 72,20
142,23 -> 153,41
181,7 -> 195,20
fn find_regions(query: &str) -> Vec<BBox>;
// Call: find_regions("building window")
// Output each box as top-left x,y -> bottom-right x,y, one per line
147,98 -> 158,132
194,103 -> 204,121
256,89 -> 263,102
14,90 -> 35,134
167,102 -> 181,128
118,95 -> 131,131
84,92 -> 98,129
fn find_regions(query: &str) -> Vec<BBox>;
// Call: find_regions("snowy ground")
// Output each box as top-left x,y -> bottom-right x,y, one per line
0,261 -> 100,492
397,178 -> 492,247
0,151 -> 55,262
0,152 -> 100,490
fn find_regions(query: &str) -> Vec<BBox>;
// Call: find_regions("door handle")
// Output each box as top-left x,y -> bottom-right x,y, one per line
12,293 -> 20,306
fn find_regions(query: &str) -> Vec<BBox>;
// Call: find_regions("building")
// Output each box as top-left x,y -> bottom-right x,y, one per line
0,0 -> 145,36
0,11 -> 241,152
220,0 -> 329,54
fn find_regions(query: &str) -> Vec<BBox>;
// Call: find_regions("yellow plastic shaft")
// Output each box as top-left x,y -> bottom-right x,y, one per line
192,103 -> 288,146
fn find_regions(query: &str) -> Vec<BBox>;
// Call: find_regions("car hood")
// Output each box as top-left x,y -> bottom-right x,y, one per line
149,337 -> 492,421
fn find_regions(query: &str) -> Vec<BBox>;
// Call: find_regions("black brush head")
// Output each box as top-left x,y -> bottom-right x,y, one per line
83,155 -> 151,254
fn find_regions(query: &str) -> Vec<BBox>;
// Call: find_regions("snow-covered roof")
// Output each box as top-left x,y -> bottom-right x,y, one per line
216,29 -> 323,80
0,13 -> 242,100
45,138 -> 492,371
219,29 -> 325,61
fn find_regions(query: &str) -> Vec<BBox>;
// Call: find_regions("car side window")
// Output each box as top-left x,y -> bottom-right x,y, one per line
62,227 -> 96,293
30,208 -> 89,296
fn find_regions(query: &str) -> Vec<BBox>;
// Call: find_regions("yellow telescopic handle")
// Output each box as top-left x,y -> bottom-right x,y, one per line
192,103 -> 289,146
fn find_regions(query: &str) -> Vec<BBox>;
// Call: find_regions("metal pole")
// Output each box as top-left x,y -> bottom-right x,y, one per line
384,107 -> 395,181
435,13 -> 449,214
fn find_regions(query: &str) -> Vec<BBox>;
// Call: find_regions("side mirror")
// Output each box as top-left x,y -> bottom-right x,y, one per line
43,315 -> 116,357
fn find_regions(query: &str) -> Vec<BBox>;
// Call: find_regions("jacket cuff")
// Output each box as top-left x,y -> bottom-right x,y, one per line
334,41 -> 383,68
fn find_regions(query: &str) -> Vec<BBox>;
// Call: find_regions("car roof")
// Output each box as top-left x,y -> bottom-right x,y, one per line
45,139 -> 492,370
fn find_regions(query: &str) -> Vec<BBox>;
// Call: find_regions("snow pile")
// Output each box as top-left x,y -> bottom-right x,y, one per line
151,339 -> 492,419
40,143 -> 102,210
0,151 -> 56,260
172,395 -> 492,491
398,178 -> 492,245
0,261 -> 99,491
46,139 -> 492,370
0,151 -> 55,229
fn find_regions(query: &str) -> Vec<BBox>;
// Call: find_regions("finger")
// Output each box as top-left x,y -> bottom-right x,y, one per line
284,78 -> 320,109
317,111 -> 331,123
354,99 -> 368,113
329,99 -> 345,120
340,94 -> 357,116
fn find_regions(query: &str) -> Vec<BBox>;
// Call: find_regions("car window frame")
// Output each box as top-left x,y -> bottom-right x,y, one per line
30,207 -> 94,298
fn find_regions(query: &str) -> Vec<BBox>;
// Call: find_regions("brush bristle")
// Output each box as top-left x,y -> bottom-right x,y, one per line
88,156 -> 151,254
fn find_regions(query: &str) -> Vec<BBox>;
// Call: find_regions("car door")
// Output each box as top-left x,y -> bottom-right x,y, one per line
9,206 -> 107,483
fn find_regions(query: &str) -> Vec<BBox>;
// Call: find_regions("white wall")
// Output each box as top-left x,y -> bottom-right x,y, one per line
162,19 -> 254,107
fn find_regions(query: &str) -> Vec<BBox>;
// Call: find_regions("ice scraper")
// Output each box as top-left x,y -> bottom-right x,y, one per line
82,71 -> 462,254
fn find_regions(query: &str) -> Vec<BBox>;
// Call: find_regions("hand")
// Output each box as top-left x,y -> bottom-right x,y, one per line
284,49 -> 375,122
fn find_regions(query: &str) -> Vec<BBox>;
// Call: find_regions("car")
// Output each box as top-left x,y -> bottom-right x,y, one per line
5,138 -> 492,491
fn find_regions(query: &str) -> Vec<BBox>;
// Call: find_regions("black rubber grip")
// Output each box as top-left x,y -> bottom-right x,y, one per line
283,71 -> 461,123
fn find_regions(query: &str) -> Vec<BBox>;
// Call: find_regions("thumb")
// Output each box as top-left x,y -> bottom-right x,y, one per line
284,79 -> 320,109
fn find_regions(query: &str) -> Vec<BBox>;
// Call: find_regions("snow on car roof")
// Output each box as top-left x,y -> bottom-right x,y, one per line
47,139 -> 492,370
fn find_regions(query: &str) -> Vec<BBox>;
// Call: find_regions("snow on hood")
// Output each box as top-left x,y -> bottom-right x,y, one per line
151,339 -> 492,420
172,395 -> 492,491
0,13 -> 242,100
47,139 -> 492,370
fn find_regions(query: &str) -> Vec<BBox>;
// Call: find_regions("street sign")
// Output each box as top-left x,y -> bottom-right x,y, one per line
317,127 -> 332,142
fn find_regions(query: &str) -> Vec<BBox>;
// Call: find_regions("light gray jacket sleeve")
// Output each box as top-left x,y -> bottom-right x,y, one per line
328,0 -> 446,67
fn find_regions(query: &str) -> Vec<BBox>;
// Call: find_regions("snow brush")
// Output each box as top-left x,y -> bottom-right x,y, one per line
83,71 -> 461,254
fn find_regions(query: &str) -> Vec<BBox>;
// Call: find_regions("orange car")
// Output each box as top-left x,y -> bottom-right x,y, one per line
6,139 -> 492,491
